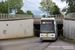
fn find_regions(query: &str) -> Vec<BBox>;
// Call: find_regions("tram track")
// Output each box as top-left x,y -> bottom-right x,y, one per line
29,41 -> 51,50
29,41 -> 43,50
42,42 -> 51,50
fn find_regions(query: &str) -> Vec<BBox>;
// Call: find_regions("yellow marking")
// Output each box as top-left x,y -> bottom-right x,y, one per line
46,34 -> 49,37
22,18 -> 24,19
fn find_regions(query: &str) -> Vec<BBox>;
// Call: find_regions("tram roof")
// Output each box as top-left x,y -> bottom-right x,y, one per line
41,18 -> 55,20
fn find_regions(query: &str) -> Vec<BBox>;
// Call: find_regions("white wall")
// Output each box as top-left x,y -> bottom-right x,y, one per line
63,19 -> 75,39
0,19 -> 33,39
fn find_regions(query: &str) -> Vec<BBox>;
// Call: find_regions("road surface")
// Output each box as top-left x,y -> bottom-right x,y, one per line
0,37 -> 75,50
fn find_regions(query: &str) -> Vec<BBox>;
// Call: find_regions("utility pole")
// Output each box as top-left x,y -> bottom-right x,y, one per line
26,5 -> 27,15
47,0 -> 49,17
47,0 -> 50,17
8,0 -> 10,19
47,6 -> 48,17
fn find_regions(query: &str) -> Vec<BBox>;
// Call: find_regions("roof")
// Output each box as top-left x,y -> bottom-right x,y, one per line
41,18 -> 55,20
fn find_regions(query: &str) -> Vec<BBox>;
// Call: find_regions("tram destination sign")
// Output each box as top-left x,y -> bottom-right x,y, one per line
42,22 -> 53,24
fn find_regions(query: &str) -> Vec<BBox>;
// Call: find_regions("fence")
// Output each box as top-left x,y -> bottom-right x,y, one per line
33,15 -> 64,18
0,14 -> 64,20
64,13 -> 75,19
0,14 -> 32,20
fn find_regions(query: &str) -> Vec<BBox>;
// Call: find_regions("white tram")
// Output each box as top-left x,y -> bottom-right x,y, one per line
40,18 -> 58,41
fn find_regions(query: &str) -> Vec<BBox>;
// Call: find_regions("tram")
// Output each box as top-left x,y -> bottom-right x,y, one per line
40,18 -> 58,41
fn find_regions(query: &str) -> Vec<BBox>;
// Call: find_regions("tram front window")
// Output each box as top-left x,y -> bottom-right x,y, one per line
41,20 -> 55,33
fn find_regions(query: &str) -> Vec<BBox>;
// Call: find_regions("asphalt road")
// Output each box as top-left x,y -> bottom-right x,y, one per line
0,37 -> 75,50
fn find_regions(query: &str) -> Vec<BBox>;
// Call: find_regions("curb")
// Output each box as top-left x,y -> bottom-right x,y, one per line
59,36 -> 75,43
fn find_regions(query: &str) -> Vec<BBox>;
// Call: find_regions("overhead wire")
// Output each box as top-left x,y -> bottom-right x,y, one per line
25,0 -> 40,7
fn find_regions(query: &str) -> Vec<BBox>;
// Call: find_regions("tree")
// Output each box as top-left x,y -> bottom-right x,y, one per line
0,0 -> 23,14
53,5 -> 61,15
39,0 -> 55,15
16,9 -> 25,14
26,10 -> 34,15
61,0 -> 75,13
8,0 -> 24,13
0,0 -> 12,14
0,1 -> 7,13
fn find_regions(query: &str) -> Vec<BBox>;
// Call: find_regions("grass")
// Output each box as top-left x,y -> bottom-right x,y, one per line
0,36 -> 36,41
71,39 -> 75,42
60,35 -> 75,43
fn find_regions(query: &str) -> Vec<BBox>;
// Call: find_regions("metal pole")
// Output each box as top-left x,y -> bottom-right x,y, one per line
47,0 -> 48,17
69,7 -> 70,13
47,0 -> 50,17
26,5 -> 27,15
47,6 -> 48,17
69,1 -> 70,13
52,11 -> 53,15
8,0 -> 10,19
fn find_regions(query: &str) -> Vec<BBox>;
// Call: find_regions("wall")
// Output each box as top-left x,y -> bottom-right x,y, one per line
63,19 -> 75,39
0,19 -> 33,39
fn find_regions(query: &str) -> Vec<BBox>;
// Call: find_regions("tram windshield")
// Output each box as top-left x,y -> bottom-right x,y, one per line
41,20 -> 55,33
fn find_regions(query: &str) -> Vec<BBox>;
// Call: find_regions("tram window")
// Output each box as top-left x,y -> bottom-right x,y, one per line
41,20 -> 55,33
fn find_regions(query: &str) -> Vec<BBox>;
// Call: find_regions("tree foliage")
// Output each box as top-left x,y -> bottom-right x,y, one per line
0,0 -> 12,13
8,0 -> 24,13
16,9 -> 25,14
39,0 -> 55,14
16,10 -> 34,15
0,0 -> 24,14
53,5 -> 61,15
61,0 -> 75,13
0,1 -> 7,13
26,10 -> 34,15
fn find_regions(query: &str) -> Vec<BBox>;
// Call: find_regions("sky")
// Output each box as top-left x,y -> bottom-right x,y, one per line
0,0 -> 68,15
21,0 -> 67,15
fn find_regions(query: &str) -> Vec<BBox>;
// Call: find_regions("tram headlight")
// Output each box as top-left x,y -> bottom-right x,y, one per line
41,35 -> 43,36
51,35 -> 53,36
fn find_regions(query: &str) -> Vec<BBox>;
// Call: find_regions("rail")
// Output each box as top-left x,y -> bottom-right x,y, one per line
33,15 -> 64,18
0,14 -> 64,20
64,13 -> 75,19
0,14 -> 32,20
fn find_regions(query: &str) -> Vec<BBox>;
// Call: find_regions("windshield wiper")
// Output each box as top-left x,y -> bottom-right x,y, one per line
47,31 -> 50,34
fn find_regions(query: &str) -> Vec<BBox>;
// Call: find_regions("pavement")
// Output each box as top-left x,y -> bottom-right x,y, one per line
45,39 -> 75,50
0,37 -> 75,50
